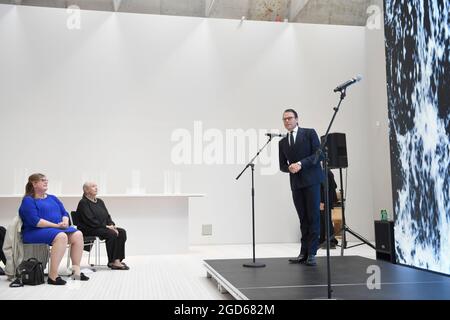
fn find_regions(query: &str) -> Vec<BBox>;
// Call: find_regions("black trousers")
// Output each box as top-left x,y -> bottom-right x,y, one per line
292,184 -> 320,256
319,209 -> 337,244
82,227 -> 127,263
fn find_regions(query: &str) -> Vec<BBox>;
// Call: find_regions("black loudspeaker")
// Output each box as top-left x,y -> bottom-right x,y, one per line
374,220 -> 396,263
321,133 -> 348,169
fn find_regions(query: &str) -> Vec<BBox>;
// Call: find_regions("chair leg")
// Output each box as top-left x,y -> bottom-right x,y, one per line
87,243 -> 92,266
66,246 -> 71,275
46,247 -> 51,275
79,240 -> 103,268
86,242 -> 97,271
95,239 -> 99,266
97,239 -> 103,266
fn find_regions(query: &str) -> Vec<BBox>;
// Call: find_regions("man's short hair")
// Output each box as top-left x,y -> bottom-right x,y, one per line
283,108 -> 298,119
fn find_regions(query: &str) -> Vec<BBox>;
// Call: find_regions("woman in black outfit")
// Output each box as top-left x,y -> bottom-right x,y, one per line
319,170 -> 339,249
76,182 -> 129,270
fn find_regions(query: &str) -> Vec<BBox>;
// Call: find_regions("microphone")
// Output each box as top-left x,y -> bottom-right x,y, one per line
333,75 -> 362,92
266,133 -> 286,138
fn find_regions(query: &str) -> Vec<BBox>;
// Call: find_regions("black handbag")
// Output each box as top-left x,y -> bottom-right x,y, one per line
15,258 -> 45,286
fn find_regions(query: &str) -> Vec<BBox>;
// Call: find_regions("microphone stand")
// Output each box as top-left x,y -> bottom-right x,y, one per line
314,88 -> 347,299
236,136 -> 275,268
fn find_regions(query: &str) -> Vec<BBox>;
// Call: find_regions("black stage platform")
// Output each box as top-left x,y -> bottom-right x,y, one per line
204,256 -> 450,300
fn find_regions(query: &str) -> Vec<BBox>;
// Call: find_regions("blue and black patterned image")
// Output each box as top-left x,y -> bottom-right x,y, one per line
384,0 -> 449,275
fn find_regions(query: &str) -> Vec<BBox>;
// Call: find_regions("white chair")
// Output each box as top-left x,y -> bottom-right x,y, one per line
68,211 -> 106,268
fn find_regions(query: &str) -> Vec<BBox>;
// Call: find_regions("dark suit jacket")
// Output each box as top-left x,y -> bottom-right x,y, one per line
279,127 -> 325,190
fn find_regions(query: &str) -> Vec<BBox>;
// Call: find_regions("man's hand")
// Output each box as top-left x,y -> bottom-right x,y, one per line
288,163 -> 302,174
320,202 -> 325,211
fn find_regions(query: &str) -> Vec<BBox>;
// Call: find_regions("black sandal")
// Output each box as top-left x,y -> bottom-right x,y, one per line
110,264 -> 128,270
72,272 -> 90,281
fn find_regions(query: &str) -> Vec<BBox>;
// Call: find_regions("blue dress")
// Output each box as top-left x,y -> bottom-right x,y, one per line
19,195 -> 77,245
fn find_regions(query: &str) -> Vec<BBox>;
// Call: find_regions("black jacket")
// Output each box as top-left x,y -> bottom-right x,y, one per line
320,170 -> 338,208
279,127 -> 325,190
76,196 -> 114,230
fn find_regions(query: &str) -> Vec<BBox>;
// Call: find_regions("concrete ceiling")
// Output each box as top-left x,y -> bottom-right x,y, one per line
0,0 -> 375,26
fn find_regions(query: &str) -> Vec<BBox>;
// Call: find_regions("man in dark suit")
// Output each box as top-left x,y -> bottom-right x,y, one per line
279,109 -> 324,266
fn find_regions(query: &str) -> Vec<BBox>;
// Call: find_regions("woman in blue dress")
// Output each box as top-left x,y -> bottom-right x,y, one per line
19,173 -> 89,285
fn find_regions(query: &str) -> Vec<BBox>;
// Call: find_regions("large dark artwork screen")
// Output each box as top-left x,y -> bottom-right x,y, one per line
384,0 -> 449,275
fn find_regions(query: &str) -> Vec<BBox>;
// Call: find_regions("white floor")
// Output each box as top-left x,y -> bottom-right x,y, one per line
0,242 -> 376,300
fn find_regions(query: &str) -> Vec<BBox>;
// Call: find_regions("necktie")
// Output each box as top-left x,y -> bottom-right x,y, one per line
289,131 -> 295,147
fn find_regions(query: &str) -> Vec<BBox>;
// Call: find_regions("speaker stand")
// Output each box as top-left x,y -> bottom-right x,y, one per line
336,168 -> 376,255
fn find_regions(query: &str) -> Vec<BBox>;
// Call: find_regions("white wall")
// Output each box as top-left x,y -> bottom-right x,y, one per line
365,0 -> 394,223
0,4 -> 386,245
